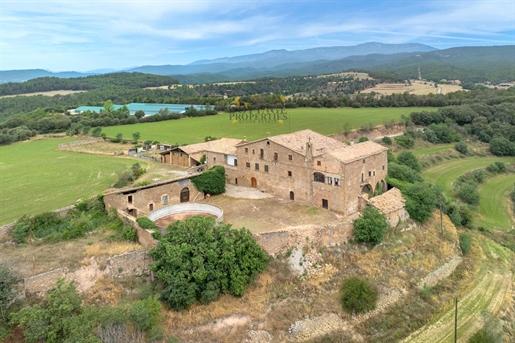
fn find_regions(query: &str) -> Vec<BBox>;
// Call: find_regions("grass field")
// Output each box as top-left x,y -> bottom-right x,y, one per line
0,138 -> 142,225
478,174 -> 514,230
422,156 -> 514,198
101,107 -> 432,145
362,80 -> 463,95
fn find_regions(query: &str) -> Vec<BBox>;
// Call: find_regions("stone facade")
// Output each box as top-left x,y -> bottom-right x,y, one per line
208,129 -> 388,216
103,175 -> 203,218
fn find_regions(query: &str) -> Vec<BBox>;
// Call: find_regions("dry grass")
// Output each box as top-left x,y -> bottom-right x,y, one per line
361,80 -> 463,95
317,72 -> 371,80
0,90 -> 86,98
84,241 -> 143,257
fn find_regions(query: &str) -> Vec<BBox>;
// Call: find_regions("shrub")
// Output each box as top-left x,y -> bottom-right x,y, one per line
358,137 -> 369,142
471,170 -> 485,184
454,141 -> 468,154
459,233 -> 472,255
150,216 -> 268,310
129,297 -> 161,332
353,206 -> 388,245
489,137 -> 515,156
381,136 -> 392,145
396,151 -> 421,172
136,217 -> 157,230
191,165 -> 226,195
388,162 -> 423,183
340,277 -> 378,314
486,163 -> 499,173
456,184 -> 480,206
395,135 -> 415,149
0,263 -> 17,322
495,161 -> 506,173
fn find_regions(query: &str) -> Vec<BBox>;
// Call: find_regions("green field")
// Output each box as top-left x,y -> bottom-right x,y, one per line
102,107 -> 432,144
0,138 -> 142,225
478,174 -> 514,230
422,156 -> 514,198
412,144 -> 454,157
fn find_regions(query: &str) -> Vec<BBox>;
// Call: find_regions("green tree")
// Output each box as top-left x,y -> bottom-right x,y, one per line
456,184 -> 480,206
103,100 -> 114,112
91,127 -> 102,137
132,132 -> 141,144
191,165 -> 226,195
150,216 -> 268,310
353,206 -> 388,245
396,151 -> 421,172
404,182 -> 439,223
489,137 -> 515,156
134,110 -> 145,120
341,277 -> 378,314
454,141 -> 468,154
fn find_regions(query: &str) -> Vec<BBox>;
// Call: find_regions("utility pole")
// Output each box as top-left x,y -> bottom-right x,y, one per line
454,296 -> 458,343
440,201 -> 443,234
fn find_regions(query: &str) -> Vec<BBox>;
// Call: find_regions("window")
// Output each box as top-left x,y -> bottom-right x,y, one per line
290,191 -> 294,200
213,156 -> 217,162
322,199 -> 328,209
252,149 -> 255,155
264,165 -> 269,172
335,178 -> 340,186
234,159 -> 237,166
363,159 -> 366,164
327,176 -> 332,185
314,172 -> 325,183
246,162 -> 250,168
288,171 -> 292,177
255,163 -> 259,171
373,171 -> 376,176
317,160 -> 321,166
288,154 -> 293,161
368,171 -> 372,177
267,141 -> 271,146
245,148 -> 248,154
162,195 -> 168,205
128,195 -> 133,204
260,149 -> 264,159
382,165 -> 385,170
235,178 -> 238,185
149,203 -> 154,212
274,152 -> 278,161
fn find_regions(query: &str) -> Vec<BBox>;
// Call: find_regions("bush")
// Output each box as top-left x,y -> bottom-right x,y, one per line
340,277 -> 378,314
358,137 -> 369,142
459,233 -> 472,255
395,134 -> 415,149
456,184 -> 480,206
454,141 -> 468,154
381,136 -> 392,145
136,217 -> 157,230
388,162 -> 423,183
150,216 -> 268,310
489,137 -> 515,156
353,206 -> 388,245
191,165 -> 226,195
129,297 -> 161,332
396,151 -> 421,172
0,263 -> 17,322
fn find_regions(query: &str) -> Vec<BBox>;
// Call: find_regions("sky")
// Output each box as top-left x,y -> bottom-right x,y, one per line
1,0 -> 514,72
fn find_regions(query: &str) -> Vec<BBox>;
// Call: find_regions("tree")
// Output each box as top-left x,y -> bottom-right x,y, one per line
191,165 -> 226,195
132,132 -> 141,144
456,184 -> 480,206
489,137 -> 515,156
353,206 -> 388,245
404,182 -> 439,223
134,110 -> 145,120
341,277 -> 378,314
396,151 -> 421,172
91,127 -> 102,137
103,100 -> 114,112
454,141 -> 468,154
150,216 -> 268,310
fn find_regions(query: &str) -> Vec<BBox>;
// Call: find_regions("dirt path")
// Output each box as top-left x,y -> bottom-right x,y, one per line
401,239 -> 513,343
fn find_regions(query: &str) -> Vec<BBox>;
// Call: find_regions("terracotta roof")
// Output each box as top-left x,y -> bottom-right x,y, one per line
369,188 -> 405,214
169,138 -> 242,156
328,141 -> 387,163
241,129 -> 346,156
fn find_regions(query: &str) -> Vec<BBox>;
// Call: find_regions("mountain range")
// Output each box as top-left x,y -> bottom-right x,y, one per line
0,42 -> 513,84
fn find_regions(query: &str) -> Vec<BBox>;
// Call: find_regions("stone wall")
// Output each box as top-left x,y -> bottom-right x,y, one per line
417,254 -> 463,289
117,210 -> 156,248
22,250 -> 152,297
255,222 -> 353,256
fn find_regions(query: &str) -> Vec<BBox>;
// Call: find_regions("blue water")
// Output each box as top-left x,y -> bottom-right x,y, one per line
75,103 -> 208,115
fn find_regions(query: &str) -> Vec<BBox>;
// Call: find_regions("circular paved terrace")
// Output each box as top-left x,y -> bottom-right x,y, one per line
148,202 -> 224,228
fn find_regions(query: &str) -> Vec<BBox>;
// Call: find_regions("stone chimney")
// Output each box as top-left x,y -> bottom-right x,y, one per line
305,139 -> 313,162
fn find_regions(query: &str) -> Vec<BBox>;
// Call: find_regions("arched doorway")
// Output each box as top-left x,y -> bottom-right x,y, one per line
251,177 -> 257,188
381,180 -> 387,192
361,184 -> 372,197
180,187 -> 190,202
290,191 -> 294,200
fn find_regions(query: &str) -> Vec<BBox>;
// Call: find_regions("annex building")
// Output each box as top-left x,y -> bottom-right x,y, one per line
205,129 -> 388,216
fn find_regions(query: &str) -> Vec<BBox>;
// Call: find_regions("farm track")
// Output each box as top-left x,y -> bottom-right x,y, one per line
401,239 -> 513,343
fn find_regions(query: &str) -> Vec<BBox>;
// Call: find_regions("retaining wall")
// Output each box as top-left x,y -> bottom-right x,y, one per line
255,221 -> 354,256
148,202 -> 224,223
117,210 -> 156,248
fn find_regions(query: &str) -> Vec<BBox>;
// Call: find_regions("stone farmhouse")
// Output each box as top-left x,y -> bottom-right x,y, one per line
206,129 -> 389,216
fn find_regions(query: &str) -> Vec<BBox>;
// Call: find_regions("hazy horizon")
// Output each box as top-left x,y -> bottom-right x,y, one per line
2,0 -> 513,72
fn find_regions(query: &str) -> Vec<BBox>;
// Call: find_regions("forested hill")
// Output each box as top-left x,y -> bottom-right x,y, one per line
0,73 -> 179,97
